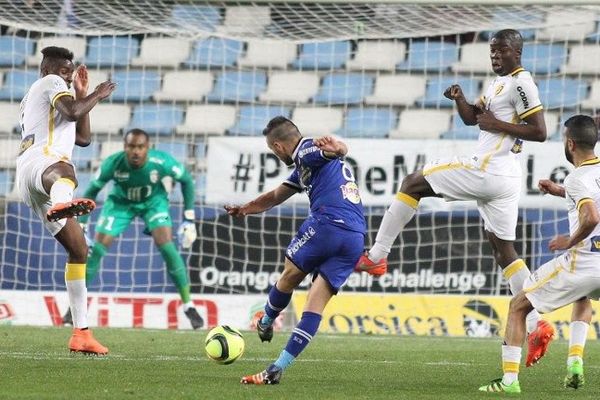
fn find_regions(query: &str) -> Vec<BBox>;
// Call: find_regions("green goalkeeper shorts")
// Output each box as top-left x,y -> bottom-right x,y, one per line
95,195 -> 172,236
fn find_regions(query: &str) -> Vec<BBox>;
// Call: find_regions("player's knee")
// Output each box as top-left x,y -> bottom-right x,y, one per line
400,172 -> 426,198
509,292 -> 530,314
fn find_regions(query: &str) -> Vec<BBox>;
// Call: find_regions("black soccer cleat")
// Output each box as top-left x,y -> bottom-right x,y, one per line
62,307 -> 73,326
241,364 -> 283,385
184,307 -> 204,330
256,319 -> 273,342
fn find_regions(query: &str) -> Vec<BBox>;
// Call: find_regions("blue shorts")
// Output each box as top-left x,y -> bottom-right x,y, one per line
286,216 -> 365,293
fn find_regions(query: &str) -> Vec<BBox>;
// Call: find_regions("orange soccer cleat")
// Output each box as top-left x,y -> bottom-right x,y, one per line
354,252 -> 388,276
68,328 -> 109,356
241,365 -> 282,385
47,198 -> 96,222
526,320 -> 555,367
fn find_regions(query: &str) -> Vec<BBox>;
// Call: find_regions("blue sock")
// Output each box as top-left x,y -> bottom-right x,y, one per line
260,285 -> 292,326
274,311 -> 322,370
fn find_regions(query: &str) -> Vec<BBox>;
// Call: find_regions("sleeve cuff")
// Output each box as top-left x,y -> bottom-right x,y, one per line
519,105 -> 543,120
51,91 -> 73,107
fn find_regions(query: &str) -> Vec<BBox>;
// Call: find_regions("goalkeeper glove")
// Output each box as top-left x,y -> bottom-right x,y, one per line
177,210 -> 197,249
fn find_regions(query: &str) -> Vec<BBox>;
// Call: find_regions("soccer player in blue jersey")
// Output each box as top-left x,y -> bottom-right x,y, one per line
225,116 -> 366,385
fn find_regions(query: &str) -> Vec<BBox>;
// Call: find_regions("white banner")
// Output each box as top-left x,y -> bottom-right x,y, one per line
206,137 -> 570,208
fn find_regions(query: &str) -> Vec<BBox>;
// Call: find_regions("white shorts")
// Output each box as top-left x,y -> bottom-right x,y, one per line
524,249 -> 600,314
16,149 -> 73,236
423,156 -> 520,241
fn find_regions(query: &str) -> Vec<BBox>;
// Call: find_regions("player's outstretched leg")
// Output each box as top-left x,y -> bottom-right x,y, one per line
525,320 -> 555,367
256,284 -> 293,343
69,328 -> 108,355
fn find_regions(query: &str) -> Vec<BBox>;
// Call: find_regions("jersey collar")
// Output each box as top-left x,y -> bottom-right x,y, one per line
510,67 -> 525,76
580,157 -> 600,167
291,137 -> 309,160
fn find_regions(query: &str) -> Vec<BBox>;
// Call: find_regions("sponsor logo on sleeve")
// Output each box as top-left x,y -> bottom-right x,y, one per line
341,182 -> 361,204
517,86 -> 529,109
591,235 -> 600,252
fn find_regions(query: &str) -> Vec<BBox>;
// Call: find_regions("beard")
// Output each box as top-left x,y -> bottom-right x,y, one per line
564,145 -> 574,164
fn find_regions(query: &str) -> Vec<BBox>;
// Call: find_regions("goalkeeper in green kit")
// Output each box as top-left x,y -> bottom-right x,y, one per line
63,128 -> 203,329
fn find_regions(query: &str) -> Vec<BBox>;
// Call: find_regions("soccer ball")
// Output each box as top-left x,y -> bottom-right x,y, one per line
205,325 -> 245,364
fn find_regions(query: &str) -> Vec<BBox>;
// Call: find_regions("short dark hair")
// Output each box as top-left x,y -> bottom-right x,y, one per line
564,115 -> 598,150
262,116 -> 301,141
124,128 -> 150,142
40,46 -> 74,71
491,29 -> 523,51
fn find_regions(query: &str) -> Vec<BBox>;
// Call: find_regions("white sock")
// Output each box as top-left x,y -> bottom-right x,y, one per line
503,259 -> 540,333
50,178 -> 75,205
369,192 -> 418,261
183,301 -> 194,312
65,263 -> 88,329
502,345 -> 522,385
568,320 -> 589,366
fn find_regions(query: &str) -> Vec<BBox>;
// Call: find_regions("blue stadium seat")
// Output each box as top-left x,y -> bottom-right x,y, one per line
522,44 -> 567,74
85,36 -> 139,67
0,70 -> 38,101
0,36 -> 35,67
74,171 -> 93,197
397,41 -> 459,72
171,5 -> 222,32
196,173 -> 207,200
440,114 -> 480,140
336,108 -> 397,138
417,77 -> 480,108
111,71 -> 161,102
184,37 -> 243,68
72,143 -> 100,170
479,11 -> 539,41
537,78 -> 588,109
0,169 -> 13,196
548,112 -> 576,141
313,73 -> 374,105
206,71 -> 267,103
195,141 -> 206,161
155,142 -> 189,160
292,41 -> 351,69
128,104 -> 184,136
228,105 -> 291,136
585,21 -> 600,42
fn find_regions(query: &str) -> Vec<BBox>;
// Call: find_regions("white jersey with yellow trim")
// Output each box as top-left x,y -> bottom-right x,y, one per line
19,74 -> 75,161
564,158 -> 600,254
472,68 -> 543,177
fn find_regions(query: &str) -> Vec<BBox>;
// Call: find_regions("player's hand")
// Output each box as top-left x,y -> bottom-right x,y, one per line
549,235 -> 571,251
443,84 -> 465,101
177,220 -> 197,249
224,204 -> 247,217
314,136 -> 345,156
538,179 -> 564,197
94,80 -> 117,100
73,65 -> 89,96
476,109 -> 502,133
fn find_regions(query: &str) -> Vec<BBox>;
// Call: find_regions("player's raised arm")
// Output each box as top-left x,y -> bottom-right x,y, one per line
72,65 -> 92,147
314,136 -> 347,158
225,184 -> 298,217
54,79 -> 116,123
538,179 -> 565,198
444,84 -> 481,126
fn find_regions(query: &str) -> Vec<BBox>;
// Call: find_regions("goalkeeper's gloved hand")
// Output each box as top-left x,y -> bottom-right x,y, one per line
80,222 -> 94,247
177,210 -> 197,249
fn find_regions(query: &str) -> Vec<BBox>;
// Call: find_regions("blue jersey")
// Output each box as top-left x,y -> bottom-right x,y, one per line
283,138 -> 366,234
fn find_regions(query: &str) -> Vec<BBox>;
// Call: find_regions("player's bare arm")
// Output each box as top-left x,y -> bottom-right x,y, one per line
225,184 -> 297,217
73,65 -> 92,147
314,136 -> 347,158
538,179 -> 565,198
444,84 -> 481,126
54,79 -> 116,123
476,108 -> 546,142
550,202 -> 600,251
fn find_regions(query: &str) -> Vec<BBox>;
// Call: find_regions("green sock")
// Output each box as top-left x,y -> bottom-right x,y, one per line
158,241 -> 191,303
86,242 -> 107,285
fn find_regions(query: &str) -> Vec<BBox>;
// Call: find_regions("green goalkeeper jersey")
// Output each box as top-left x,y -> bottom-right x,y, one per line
79,149 -> 195,223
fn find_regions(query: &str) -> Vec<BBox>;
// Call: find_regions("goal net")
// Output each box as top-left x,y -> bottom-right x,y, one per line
0,1 -> 597,332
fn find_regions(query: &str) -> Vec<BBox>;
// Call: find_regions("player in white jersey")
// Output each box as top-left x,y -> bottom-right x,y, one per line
356,29 -> 551,358
479,115 -> 600,394
16,46 -> 115,354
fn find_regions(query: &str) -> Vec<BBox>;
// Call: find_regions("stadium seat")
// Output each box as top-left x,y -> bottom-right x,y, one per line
0,102 -> 21,134
111,71 -> 161,102
184,37 -> 243,68
313,73 -> 374,105
561,45 -> 600,74
195,173 -> 207,200
522,44 -> 567,74
259,72 -> 320,103
195,141 -> 207,171
336,108 -> 397,138
176,104 -> 236,136
0,169 -> 14,196
153,71 -> 214,102
87,70 -> 109,91
238,39 -> 297,68
0,139 -> 21,168
170,5 -> 222,33
206,71 -> 267,103
216,6 -> 271,36
537,10 -> 596,41
293,41 -> 351,69
0,70 -> 38,101
346,40 -> 406,71
155,142 -> 189,160
543,112 -> 561,140
85,36 -> 140,67
365,74 -> 426,106
73,171 -> 92,198
128,104 -> 184,136
581,80 -> 600,109
452,42 -> 491,73
417,77 -> 480,108
397,41 -> 459,72
0,36 -> 34,67
537,78 -> 588,109
228,105 -> 291,136
292,107 -> 344,136
440,114 -> 480,140
72,143 -> 100,170
27,36 -> 87,66
390,109 -> 453,140
99,141 -> 124,161
131,37 -> 191,67
89,104 -> 130,135
479,11 -> 538,41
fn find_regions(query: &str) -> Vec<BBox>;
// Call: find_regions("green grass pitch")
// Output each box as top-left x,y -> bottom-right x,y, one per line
1,325 -> 598,399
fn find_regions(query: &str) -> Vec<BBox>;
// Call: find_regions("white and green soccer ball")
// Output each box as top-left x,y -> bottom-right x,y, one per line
205,325 -> 245,364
